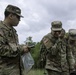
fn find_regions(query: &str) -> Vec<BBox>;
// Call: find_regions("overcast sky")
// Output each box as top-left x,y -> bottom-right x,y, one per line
0,0 -> 76,44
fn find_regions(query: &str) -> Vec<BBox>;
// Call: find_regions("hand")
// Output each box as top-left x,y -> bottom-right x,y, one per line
23,45 -> 30,53
56,38 -> 62,45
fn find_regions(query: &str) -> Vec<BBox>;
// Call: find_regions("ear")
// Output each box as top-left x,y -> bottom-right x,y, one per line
9,14 -> 13,19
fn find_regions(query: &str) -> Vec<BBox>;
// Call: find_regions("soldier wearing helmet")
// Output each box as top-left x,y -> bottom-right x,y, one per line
40,21 -> 75,75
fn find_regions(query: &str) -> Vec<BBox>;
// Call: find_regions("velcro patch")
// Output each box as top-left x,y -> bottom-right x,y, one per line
43,38 -> 52,49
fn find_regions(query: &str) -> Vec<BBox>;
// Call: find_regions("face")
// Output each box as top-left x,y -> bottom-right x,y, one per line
69,39 -> 76,45
53,31 -> 61,38
9,13 -> 21,26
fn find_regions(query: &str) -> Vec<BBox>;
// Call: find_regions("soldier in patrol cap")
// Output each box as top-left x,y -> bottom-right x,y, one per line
0,4 -> 30,75
40,21 -> 75,75
51,21 -> 63,38
67,29 -> 76,71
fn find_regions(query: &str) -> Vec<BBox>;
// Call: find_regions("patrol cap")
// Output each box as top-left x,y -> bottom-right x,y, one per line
5,5 -> 23,17
69,29 -> 76,40
51,21 -> 62,31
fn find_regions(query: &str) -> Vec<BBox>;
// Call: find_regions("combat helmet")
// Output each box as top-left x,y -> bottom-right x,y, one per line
51,21 -> 62,31
69,29 -> 76,40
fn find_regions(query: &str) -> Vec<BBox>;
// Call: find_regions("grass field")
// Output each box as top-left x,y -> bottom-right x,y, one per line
24,69 -> 47,75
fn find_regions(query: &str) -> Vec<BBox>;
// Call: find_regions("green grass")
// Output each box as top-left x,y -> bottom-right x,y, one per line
24,69 -> 47,75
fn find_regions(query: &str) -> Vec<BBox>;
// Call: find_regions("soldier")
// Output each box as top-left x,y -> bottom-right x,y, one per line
68,29 -> 76,61
0,5 -> 30,75
40,21 -> 75,75
67,29 -> 76,75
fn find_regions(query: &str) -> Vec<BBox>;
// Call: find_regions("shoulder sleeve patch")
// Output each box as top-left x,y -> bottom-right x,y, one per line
43,37 -> 53,49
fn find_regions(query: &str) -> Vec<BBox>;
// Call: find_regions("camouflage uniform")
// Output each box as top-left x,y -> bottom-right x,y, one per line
68,29 -> 76,67
67,29 -> 76,59
40,21 -> 75,75
66,29 -> 76,75
0,5 -> 24,75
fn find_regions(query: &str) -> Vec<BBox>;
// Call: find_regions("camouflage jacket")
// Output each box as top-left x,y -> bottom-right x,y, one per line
68,44 -> 76,64
41,32 -> 75,72
0,21 -> 23,69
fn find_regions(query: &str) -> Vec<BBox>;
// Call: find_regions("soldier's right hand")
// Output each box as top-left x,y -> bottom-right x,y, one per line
23,45 -> 30,53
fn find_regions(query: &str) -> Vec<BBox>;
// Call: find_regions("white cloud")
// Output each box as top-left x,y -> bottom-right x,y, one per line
65,20 -> 76,32
0,0 -> 76,44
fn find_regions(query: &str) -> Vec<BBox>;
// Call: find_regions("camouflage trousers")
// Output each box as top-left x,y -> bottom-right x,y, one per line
46,69 -> 69,75
0,66 -> 23,75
